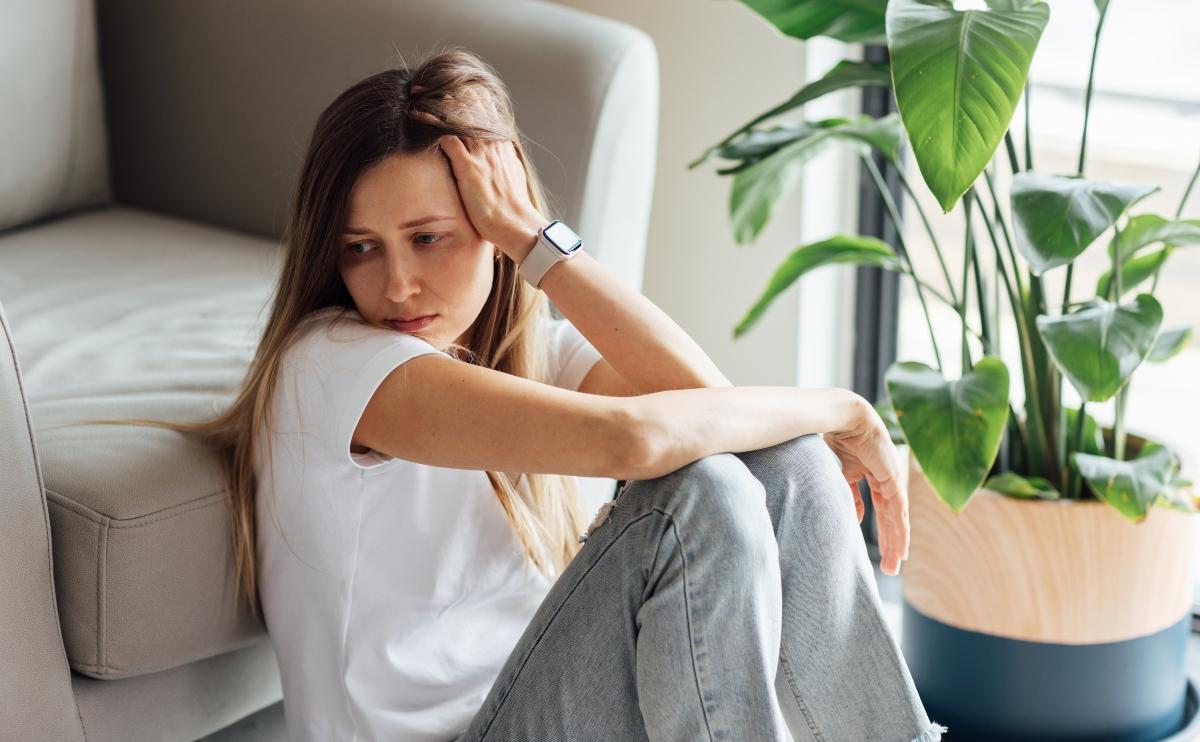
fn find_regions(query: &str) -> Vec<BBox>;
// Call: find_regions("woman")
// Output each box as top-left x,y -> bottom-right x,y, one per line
95,47 -> 945,741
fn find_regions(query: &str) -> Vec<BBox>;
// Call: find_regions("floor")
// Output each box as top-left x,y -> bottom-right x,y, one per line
199,548 -> 1200,740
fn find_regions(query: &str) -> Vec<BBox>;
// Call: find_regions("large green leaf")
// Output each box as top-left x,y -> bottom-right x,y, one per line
1155,478 -> 1199,514
984,472 -> 1060,500
734,235 -> 901,337
729,115 -> 901,244
1104,212 -> 1200,261
1074,444 -> 1176,523
1010,174 -> 1159,275
1036,294 -> 1163,402
1095,246 -> 1170,299
875,399 -> 906,445
886,0 -> 1049,212
690,60 -> 892,170
716,121 -> 825,163
1148,326 -> 1193,363
739,0 -> 887,43
986,0 -> 1042,8
715,116 -> 894,171
1108,214 -> 1200,263
886,358 -> 1010,512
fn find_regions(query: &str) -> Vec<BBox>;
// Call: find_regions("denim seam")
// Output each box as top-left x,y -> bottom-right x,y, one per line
858,580 -> 943,740
476,510 -> 668,740
778,648 -> 826,742
650,505 -> 716,741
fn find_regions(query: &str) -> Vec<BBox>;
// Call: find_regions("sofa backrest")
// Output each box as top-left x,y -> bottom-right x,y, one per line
94,0 -> 657,291
0,0 -> 112,235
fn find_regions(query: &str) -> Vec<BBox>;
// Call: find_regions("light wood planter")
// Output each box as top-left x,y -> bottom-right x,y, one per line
899,454 -> 1199,741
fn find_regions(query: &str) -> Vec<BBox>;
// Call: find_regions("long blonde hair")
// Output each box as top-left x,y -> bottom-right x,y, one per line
60,47 -> 589,625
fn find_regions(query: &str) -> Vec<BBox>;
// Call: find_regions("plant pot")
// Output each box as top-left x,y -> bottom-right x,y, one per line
900,454 -> 1197,741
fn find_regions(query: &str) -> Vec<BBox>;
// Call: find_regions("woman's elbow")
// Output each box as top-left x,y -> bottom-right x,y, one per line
603,396 -> 689,481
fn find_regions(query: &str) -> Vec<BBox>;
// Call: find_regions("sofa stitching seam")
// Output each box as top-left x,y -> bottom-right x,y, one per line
97,516 -> 107,669
46,487 -> 226,527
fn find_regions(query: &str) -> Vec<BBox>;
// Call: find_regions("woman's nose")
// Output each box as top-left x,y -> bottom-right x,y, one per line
384,259 -> 420,303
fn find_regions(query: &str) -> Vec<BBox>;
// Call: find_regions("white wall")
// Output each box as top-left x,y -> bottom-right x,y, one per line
552,0 -> 861,387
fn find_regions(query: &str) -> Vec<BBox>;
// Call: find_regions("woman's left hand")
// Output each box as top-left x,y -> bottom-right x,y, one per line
437,134 -> 546,261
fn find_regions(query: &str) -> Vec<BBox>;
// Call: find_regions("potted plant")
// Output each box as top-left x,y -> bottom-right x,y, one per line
691,1 -> 1200,739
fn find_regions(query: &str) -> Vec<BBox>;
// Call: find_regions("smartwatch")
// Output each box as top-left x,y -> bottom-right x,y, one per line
518,220 -> 584,288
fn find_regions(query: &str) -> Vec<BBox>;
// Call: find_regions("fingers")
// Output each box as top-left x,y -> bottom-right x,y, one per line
869,473 -> 909,576
438,134 -> 513,159
438,133 -> 466,157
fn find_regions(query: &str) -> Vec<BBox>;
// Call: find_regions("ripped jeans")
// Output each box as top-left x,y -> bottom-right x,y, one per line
452,433 -> 948,741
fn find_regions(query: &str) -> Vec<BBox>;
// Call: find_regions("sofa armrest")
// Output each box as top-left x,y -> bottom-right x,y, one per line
96,0 -> 656,291
0,298 -> 85,740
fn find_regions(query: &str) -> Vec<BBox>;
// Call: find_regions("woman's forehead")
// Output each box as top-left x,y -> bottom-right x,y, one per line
346,151 -> 460,224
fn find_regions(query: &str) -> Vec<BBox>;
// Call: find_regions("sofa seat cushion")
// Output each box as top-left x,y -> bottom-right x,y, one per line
72,637 -> 282,741
0,205 -> 281,679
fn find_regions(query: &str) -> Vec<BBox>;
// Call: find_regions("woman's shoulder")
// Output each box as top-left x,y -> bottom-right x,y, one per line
296,306 -> 438,349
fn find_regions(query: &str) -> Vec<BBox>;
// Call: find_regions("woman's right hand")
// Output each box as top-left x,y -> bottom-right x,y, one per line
823,393 -> 909,576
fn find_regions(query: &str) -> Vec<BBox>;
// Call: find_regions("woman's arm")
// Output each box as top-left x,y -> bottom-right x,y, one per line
438,135 -> 731,394
358,368 -> 908,573
624,386 -> 867,479
528,250 -> 732,393
358,360 -> 858,482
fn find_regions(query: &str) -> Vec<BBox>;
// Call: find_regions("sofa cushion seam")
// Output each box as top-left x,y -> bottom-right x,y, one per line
97,517 -> 107,668
45,487 -> 226,527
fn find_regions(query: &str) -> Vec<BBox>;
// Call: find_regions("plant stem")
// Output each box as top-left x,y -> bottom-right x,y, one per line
972,193 -> 1021,326
895,166 -> 959,307
1063,2 -> 1110,315
962,193 -> 977,370
905,273 -> 986,340
1061,267 -> 1074,314
860,152 -> 944,372
1027,273 -> 1061,480
1177,153 -> 1200,219
1111,220 -> 1123,301
1024,82 -> 1034,172
1067,399 -> 1088,498
974,187 -> 1052,477
1114,387 -> 1129,461
1016,91 -> 1058,475
1076,2 -> 1109,177
972,230 -> 993,356
983,169 -> 1027,297
962,193 -> 994,357
1110,217 -> 1128,461
1152,153 -> 1200,292
1004,132 -> 1021,176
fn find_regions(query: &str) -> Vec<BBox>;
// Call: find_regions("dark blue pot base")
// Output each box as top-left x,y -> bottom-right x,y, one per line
902,599 -> 1194,742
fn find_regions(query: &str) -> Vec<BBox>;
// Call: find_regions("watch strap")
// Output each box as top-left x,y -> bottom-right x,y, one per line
518,221 -> 581,288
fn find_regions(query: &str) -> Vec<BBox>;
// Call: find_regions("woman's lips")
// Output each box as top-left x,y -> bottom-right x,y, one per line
387,315 -> 437,331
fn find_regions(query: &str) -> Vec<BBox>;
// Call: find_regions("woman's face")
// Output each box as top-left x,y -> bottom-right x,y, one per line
338,149 -> 496,350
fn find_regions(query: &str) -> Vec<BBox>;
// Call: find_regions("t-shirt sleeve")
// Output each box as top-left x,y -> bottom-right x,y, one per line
545,317 -> 604,392
284,313 -> 447,469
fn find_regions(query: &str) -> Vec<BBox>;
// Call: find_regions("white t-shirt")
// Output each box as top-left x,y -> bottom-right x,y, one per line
255,306 -> 603,742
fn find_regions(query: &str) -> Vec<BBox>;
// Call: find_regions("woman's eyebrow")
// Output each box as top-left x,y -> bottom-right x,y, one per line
342,215 -> 455,235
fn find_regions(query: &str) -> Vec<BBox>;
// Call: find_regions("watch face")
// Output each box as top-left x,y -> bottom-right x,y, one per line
543,220 -> 583,255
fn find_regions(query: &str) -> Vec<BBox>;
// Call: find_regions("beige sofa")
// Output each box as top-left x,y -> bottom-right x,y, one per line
0,0 -> 657,739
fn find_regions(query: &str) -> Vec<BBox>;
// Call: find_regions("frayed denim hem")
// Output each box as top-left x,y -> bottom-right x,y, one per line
912,721 -> 949,741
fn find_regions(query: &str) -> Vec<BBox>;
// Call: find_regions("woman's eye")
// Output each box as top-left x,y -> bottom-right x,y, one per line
344,235 -> 441,255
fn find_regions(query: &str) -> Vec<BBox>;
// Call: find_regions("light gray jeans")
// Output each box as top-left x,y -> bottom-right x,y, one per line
453,433 -> 949,741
